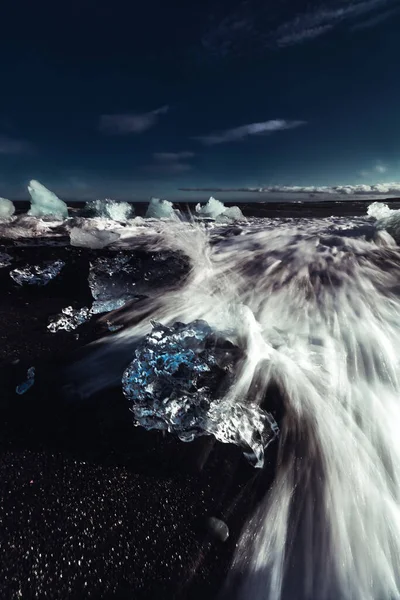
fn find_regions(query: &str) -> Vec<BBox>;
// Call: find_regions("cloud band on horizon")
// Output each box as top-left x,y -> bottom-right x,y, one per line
193,119 -> 306,145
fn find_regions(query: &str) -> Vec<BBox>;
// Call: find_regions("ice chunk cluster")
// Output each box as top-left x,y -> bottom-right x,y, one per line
85,199 -> 134,221
195,196 -> 244,221
27,180 -> 69,220
0,197 -> 15,219
10,259 -> 65,286
145,197 -> 176,219
122,320 -> 279,467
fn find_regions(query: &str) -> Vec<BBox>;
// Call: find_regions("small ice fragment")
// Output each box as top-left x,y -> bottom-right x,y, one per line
0,252 -> 12,267
122,320 -> 279,468
27,180 -> 68,220
47,306 -> 91,333
10,260 -> 65,286
16,367 -> 35,395
0,197 -> 15,219
69,227 -> 120,249
85,199 -> 134,221
145,197 -> 177,219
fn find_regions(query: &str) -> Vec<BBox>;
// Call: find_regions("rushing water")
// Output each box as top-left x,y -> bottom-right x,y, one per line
60,210 -> 400,600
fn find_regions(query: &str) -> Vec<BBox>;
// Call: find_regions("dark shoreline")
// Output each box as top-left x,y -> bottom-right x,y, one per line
0,244 -> 278,600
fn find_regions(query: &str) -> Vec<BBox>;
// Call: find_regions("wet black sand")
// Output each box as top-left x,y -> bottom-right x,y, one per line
0,242 -> 279,600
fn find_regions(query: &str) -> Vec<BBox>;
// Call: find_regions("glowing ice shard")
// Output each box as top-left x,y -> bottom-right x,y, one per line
10,260 -> 65,286
16,367 -> 35,395
122,320 -> 279,467
28,180 -> 68,220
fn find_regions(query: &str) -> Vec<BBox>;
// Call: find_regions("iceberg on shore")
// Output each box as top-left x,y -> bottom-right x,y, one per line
195,196 -> 244,221
27,180 -> 68,220
0,197 -> 15,219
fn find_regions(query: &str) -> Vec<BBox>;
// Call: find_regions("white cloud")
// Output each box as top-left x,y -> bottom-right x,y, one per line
144,149 -> 195,175
194,119 -> 306,145
180,182 -> 400,197
153,151 -> 195,161
375,163 -> 387,174
0,135 -> 32,154
275,0 -> 395,47
99,106 -> 169,135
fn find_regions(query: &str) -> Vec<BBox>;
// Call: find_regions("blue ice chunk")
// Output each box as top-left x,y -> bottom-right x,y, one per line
16,367 -> 35,395
122,320 -> 279,467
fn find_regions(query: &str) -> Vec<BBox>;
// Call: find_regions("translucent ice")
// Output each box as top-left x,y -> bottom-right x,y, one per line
16,367 -> 35,395
27,180 -> 69,220
122,320 -> 279,467
195,196 -> 244,221
10,260 -> 65,286
69,227 -> 121,249
145,197 -> 177,219
88,255 -> 137,303
85,199 -> 134,221
0,197 -> 15,219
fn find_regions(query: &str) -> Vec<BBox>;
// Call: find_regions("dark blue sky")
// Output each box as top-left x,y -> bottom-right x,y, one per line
0,0 -> 400,200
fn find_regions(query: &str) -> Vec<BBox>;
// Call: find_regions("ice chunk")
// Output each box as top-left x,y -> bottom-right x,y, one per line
88,255 -> 137,303
27,180 -> 68,220
69,227 -> 120,249
145,197 -> 177,219
10,259 -> 65,286
0,252 -> 12,267
195,196 -> 244,221
47,306 -> 91,332
196,196 -> 226,219
85,199 -> 134,221
0,197 -> 15,219
122,320 -> 279,467
16,367 -> 35,395
47,300 -> 128,334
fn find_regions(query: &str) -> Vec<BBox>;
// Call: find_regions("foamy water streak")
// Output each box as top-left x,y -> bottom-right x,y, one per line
73,215 -> 400,600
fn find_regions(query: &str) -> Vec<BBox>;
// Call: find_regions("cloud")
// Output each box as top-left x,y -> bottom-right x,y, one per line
99,105 -> 169,135
375,162 -> 387,174
143,149 -> 195,175
0,135 -> 32,155
153,151 -> 195,162
180,182 -> 400,197
350,5 -> 400,30
275,0 -> 396,47
194,119 -> 306,145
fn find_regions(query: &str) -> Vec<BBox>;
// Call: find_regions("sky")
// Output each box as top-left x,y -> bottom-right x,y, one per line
0,0 -> 400,201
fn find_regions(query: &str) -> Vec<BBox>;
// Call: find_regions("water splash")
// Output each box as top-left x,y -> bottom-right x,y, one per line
71,214 -> 400,600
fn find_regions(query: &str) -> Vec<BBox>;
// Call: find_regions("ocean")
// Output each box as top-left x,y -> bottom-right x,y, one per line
1,198 -> 400,600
